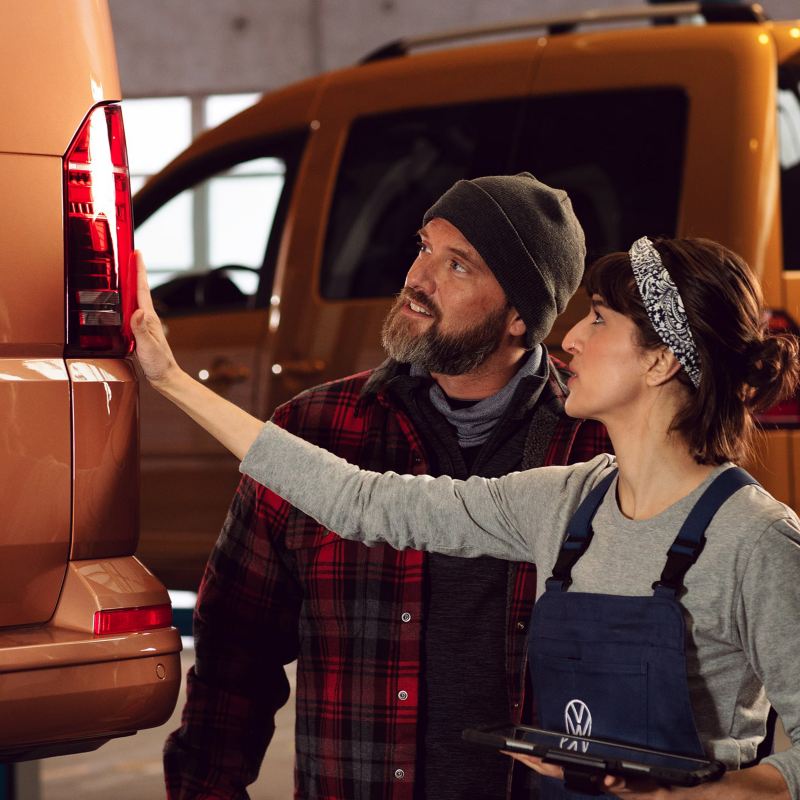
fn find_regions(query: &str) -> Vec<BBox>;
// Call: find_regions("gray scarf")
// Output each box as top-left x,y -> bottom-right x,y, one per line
410,347 -> 544,448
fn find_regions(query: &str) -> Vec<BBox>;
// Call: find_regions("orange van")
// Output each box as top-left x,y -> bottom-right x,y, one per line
0,1 -> 180,761
134,2 -> 800,589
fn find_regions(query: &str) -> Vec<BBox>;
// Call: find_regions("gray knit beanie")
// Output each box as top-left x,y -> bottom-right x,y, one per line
423,173 -> 586,347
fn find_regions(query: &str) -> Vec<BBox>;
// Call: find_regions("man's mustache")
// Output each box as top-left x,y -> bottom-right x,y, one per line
397,287 -> 442,322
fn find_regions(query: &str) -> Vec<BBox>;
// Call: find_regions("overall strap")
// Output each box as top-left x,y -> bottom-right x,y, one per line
546,470 -> 618,591
653,467 -> 760,597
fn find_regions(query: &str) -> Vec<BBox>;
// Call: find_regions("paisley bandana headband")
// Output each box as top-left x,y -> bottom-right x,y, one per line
629,236 -> 702,388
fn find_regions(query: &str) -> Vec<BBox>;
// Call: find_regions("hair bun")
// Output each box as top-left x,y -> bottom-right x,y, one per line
744,334 -> 800,412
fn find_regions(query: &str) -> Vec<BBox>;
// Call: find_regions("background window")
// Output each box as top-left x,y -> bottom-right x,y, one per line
319,100 -> 525,300
319,91 -> 687,301
125,92 -> 262,286
512,88 -> 688,265
208,157 -> 286,273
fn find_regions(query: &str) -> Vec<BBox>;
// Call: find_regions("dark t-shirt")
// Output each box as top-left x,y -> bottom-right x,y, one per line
389,375 -> 543,800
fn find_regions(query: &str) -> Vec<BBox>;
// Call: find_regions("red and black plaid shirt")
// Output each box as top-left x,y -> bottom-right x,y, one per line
164,360 -> 610,800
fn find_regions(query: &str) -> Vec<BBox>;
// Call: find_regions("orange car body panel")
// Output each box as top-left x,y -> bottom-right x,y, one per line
0,357 -> 70,627
69,359 -> 140,560
0,155 -> 66,351
0,0 -> 121,157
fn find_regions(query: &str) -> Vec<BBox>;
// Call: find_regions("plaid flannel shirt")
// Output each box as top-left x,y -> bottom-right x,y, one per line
164,358 -> 610,800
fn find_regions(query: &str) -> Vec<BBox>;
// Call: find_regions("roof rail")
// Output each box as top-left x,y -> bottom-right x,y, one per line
359,2 -> 767,64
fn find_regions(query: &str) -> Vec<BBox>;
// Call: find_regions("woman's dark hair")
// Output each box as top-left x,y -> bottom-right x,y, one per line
585,237 -> 800,464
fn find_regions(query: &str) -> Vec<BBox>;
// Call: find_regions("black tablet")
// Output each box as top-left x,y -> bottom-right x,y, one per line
463,723 -> 726,788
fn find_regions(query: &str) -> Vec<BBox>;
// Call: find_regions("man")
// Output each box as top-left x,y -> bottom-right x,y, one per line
164,173 -> 610,800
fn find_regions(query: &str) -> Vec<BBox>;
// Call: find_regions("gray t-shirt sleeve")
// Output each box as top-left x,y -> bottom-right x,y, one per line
737,515 -> 800,797
239,421 -> 612,562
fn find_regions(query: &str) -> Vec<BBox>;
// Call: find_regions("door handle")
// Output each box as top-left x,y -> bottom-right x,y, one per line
200,357 -> 251,390
274,358 -> 326,377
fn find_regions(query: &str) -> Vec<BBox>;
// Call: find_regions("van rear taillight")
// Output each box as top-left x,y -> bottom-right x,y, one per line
93,604 -> 173,636
755,309 -> 800,429
64,103 -> 134,357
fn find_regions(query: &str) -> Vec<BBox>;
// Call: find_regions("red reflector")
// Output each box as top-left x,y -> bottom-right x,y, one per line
764,309 -> 798,334
756,397 -> 800,427
93,604 -> 173,636
64,103 -> 136,357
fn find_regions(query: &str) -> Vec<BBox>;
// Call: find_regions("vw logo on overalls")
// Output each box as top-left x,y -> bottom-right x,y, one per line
560,699 -> 592,753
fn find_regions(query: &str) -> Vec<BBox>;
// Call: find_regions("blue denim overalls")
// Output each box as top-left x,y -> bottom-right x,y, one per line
529,467 -> 757,798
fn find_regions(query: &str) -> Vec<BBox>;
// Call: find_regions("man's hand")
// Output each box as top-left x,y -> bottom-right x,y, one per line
130,251 -> 182,389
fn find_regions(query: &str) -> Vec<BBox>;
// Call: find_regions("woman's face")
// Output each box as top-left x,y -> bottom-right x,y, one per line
561,295 -> 654,424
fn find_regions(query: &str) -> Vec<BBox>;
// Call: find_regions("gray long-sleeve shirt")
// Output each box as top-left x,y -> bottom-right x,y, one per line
241,421 -> 800,798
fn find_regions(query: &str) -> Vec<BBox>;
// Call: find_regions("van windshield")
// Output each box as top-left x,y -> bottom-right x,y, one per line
778,58 -> 800,269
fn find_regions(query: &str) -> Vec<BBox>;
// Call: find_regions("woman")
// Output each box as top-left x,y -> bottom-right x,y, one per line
133,237 -> 800,799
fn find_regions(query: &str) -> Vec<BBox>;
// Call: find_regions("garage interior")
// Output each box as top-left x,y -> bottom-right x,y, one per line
3,1 -> 798,798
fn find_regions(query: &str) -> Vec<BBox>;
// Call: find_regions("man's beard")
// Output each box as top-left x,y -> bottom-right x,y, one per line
381,287 -> 512,376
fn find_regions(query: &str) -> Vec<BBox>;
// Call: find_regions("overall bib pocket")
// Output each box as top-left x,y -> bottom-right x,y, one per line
532,654 -> 648,746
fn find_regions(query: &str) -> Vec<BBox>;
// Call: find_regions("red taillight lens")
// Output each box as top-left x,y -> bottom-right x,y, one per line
64,103 -> 135,356
755,309 -> 800,428
93,603 -> 173,636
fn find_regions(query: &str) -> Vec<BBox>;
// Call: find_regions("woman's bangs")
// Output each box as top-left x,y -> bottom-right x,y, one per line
584,252 -> 638,316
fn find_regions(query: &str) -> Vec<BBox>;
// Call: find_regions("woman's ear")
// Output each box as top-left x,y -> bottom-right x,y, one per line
645,346 -> 682,387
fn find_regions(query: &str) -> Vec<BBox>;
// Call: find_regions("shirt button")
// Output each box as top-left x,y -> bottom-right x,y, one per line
398,690 -> 409,701
513,702 -> 520,709
412,452 -> 422,464
401,612 -> 412,623
394,768 -> 405,780
516,620 -> 526,631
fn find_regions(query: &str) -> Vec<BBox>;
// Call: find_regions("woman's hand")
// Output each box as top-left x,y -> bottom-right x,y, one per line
504,752 -> 676,799
504,751 -> 566,783
130,250 -> 182,390
128,249 -> 264,460
507,753 -> 791,800
506,753 -> 790,800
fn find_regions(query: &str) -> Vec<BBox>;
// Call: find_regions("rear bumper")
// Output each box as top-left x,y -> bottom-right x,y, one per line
0,556 -> 182,760
0,652 -> 180,761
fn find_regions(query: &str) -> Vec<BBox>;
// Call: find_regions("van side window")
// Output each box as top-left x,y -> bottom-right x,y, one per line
133,133 -> 306,315
512,88 -> 688,264
779,61 -> 800,269
320,101 -> 524,300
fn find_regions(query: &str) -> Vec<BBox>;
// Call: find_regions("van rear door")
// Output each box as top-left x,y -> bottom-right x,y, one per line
0,0 -> 121,625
